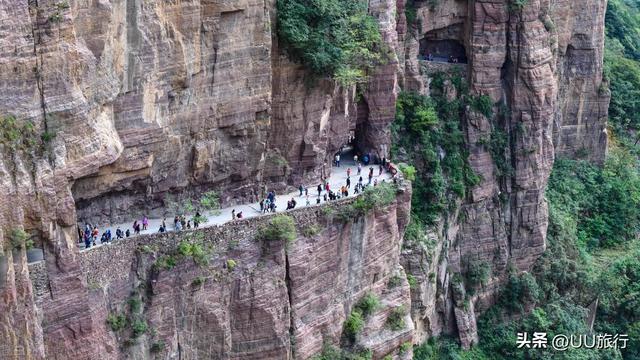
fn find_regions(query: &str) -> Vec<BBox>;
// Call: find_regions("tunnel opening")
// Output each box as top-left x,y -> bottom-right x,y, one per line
418,23 -> 468,63
351,95 -> 383,166
419,39 -> 467,63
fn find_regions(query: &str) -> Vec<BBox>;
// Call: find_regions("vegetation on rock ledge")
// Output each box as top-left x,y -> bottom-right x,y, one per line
276,0 -> 387,85
257,214 -> 297,246
391,73 -> 480,225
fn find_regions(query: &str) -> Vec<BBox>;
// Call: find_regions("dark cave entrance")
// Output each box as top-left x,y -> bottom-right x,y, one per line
332,94 -> 383,172
419,39 -> 468,63
418,23 -> 468,63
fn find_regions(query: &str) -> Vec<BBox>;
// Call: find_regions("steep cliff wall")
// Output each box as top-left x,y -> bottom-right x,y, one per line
399,0 -> 609,348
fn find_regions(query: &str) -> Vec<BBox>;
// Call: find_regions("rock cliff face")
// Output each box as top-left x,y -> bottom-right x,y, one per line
0,0 -> 608,358
400,0 -> 609,348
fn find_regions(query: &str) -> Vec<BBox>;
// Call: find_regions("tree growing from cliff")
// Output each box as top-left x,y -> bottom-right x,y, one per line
276,0 -> 387,85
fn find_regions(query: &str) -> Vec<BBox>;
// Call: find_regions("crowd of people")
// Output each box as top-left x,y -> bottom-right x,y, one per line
78,214 -> 156,249
77,149 -> 398,251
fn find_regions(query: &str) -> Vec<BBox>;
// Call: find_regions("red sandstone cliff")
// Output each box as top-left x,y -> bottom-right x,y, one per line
0,0 -> 609,358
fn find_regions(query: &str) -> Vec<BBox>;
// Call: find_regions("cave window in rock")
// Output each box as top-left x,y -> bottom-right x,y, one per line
419,39 -> 468,64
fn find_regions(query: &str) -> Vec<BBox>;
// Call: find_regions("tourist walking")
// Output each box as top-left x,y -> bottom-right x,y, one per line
335,153 -> 340,167
232,209 -> 236,220
194,212 -> 201,228
299,184 -> 304,197
142,216 -> 149,230
317,184 -> 322,197
84,231 -> 91,249
357,163 -> 362,175
346,177 -> 351,189
92,226 -> 99,246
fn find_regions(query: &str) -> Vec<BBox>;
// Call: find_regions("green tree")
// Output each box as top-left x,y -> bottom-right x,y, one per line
277,0 -> 386,85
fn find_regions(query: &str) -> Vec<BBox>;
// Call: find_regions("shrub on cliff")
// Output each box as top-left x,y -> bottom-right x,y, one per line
355,292 -> 380,318
226,259 -> 237,271
386,305 -> 407,331
342,310 -> 365,341
10,229 -> 33,251
150,340 -> 165,353
257,215 -> 297,245
312,344 -> 372,360
177,241 -> 208,266
153,255 -> 177,270
276,0 -> 387,85
508,0 -> 528,12
465,261 -> 491,288
106,313 -> 127,332
131,319 -> 148,338
470,95 -> 493,118
302,224 -> 321,237
337,182 -> 397,221
398,163 -> 417,181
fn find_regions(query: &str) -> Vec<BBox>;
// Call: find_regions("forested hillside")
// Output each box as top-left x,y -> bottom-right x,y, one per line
412,1 -> 640,359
